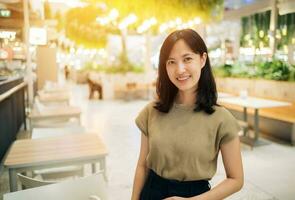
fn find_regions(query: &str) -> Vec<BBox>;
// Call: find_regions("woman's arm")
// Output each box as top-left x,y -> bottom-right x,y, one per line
164,137 -> 244,200
193,137 -> 244,200
131,133 -> 149,200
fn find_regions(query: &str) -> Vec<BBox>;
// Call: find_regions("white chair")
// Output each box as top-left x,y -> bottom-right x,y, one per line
33,165 -> 84,181
17,173 -> 56,190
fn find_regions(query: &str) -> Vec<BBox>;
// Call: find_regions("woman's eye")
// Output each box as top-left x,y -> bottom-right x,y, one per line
184,57 -> 192,62
167,60 -> 175,65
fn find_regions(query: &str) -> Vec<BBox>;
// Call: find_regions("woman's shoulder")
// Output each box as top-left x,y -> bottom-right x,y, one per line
213,105 -> 228,112
139,101 -> 157,113
213,105 -> 237,121
213,105 -> 234,117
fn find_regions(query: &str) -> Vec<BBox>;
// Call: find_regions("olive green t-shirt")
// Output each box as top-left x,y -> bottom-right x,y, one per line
135,102 -> 241,181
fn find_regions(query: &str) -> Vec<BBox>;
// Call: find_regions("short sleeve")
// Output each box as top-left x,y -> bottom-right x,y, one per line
217,109 -> 241,146
135,103 -> 151,136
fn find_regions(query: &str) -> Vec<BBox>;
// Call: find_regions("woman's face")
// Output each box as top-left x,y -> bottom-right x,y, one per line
166,39 -> 207,94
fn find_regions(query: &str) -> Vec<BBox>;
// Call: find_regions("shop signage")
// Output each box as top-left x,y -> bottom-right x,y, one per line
0,9 -> 11,18
0,30 -> 16,40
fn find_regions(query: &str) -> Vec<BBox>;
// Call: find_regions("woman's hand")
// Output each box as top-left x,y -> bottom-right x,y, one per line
162,197 -> 190,200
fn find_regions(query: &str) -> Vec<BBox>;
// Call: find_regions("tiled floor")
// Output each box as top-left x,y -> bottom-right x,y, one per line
1,83 -> 295,200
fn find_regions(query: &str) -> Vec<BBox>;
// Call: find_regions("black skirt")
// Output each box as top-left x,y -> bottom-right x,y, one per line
140,169 -> 211,200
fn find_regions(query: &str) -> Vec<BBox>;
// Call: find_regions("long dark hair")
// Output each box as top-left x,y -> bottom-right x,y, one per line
154,29 -> 218,114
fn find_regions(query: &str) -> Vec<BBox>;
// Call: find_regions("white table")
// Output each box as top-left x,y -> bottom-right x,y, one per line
218,96 -> 291,146
3,173 -> 107,200
4,134 -> 108,192
217,92 -> 234,98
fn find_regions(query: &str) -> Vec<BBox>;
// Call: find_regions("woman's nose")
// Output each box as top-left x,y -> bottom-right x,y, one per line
176,62 -> 186,73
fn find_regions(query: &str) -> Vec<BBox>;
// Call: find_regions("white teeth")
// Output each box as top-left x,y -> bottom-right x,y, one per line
177,76 -> 190,81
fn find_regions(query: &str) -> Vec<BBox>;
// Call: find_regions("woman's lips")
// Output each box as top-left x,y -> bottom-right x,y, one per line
176,75 -> 191,81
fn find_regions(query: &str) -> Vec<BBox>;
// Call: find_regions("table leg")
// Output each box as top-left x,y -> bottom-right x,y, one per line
100,158 -> 108,182
252,109 -> 271,146
239,108 -> 270,147
91,163 -> 96,173
78,115 -> 81,125
254,109 -> 259,141
243,107 -> 248,136
9,169 -> 17,192
23,89 -> 27,131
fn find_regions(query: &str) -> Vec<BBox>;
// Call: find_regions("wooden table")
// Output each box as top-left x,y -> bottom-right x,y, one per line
219,96 -> 291,147
28,106 -> 81,128
4,134 -> 108,192
42,87 -> 70,94
3,173 -> 107,200
31,126 -> 85,139
37,91 -> 70,105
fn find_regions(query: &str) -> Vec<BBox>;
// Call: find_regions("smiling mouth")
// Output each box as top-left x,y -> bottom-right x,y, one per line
176,75 -> 191,81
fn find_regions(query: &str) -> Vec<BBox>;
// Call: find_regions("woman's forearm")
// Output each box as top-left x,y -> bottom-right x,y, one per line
131,165 -> 148,200
191,177 -> 244,200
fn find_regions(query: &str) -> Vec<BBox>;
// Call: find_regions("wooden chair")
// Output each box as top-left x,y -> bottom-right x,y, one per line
31,126 -> 86,181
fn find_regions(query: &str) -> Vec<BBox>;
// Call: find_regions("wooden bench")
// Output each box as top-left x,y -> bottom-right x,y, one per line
220,101 -> 295,145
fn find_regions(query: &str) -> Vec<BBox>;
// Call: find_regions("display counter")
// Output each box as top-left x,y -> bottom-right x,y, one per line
0,76 -> 26,162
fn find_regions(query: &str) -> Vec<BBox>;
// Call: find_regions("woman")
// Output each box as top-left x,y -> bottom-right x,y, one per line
131,29 -> 243,200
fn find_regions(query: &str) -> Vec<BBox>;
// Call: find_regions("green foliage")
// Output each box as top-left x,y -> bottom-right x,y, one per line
289,65 -> 295,81
64,0 -> 224,46
257,60 -> 290,81
240,12 -> 295,49
213,60 -> 294,81
80,56 -> 144,74
277,13 -> 295,49
65,5 -> 109,48
213,64 -> 232,77
85,0 -> 224,23
240,11 -> 270,48
107,53 -> 144,73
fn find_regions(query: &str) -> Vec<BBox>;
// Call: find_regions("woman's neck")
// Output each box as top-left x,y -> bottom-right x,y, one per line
175,91 -> 196,106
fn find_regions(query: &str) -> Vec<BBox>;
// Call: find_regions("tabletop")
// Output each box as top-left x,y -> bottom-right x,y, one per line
31,126 -> 85,139
29,106 -> 81,119
218,96 -> 291,109
4,134 -> 108,169
38,92 -> 70,102
217,92 -> 234,98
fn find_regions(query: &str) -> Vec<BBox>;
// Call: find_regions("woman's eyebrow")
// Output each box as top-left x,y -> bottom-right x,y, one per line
182,53 -> 194,57
167,57 -> 176,60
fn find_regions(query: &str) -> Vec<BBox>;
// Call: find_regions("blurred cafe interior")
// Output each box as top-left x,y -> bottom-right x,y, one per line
0,0 -> 295,200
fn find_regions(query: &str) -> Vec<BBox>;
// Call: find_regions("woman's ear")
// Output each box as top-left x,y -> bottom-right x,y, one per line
200,52 -> 207,69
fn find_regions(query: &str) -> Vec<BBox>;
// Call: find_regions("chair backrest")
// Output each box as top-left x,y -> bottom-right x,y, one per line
17,173 -> 56,190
